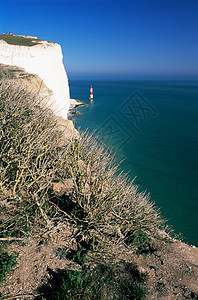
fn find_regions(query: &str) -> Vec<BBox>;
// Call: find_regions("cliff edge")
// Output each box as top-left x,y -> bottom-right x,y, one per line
0,34 -> 70,119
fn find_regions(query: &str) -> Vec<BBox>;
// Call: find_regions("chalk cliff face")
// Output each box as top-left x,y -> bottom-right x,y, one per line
0,63 -> 54,107
0,37 -> 70,119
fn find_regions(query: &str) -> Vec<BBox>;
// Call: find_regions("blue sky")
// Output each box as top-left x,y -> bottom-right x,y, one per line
0,0 -> 198,80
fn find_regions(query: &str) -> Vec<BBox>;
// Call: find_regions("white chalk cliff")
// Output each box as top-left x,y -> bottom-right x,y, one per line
0,36 -> 70,119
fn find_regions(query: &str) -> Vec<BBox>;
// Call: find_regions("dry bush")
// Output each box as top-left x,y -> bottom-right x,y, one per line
0,80 -> 64,238
56,133 -> 165,250
0,81 -> 166,251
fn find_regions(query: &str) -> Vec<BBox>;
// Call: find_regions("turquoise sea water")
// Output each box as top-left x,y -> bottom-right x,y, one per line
70,80 -> 198,246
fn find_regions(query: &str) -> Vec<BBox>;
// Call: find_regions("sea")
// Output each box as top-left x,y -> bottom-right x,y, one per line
69,80 -> 198,247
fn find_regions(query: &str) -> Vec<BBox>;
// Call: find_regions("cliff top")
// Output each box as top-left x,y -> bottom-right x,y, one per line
0,33 -> 52,47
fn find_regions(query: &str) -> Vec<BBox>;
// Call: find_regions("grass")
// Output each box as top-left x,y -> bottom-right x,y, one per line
59,133 -> 165,250
0,80 -> 169,298
0,80 -> 61,239
37,249 -> 146,300
49,263 -> 146,300
0,34 -> 44,46
0,79 -> 166,246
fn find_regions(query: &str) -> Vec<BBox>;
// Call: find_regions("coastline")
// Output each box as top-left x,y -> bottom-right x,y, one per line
70,79 -> 198,247
69,98 -> 81,109
68,98 -> 87,118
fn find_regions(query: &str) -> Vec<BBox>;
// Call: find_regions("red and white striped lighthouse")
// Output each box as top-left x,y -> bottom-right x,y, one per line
89,85 -> 93,100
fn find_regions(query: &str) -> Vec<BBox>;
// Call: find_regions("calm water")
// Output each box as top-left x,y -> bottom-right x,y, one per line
70,80 -> 198,246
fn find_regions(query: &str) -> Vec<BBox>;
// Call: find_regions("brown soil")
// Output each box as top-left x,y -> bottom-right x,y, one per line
134,237 -> 198,299
0,226 -> 198,300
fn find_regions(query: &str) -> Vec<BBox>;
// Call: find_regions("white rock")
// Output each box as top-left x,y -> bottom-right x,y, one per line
0,37 -> 70,119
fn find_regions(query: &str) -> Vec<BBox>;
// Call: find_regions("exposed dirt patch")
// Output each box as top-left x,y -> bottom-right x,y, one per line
0,227 -> 197,299
133,238 -> 198,299
0,225 -> 79,299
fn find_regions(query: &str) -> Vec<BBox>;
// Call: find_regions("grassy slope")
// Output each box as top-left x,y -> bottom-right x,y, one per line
0,81 -> 169,299
0,79 -> 167,246
0,81 -> 197,300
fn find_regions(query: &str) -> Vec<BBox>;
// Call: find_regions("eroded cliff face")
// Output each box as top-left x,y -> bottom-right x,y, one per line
0,63 -> 79,140
0,36 -> 70,119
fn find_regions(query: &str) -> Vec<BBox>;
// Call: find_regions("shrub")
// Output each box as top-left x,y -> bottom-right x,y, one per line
37,250 -> 145,300
0,80 -> 62,238
54,132 -> 165,250
0,80 -> 166,250
0,250 -> 18,282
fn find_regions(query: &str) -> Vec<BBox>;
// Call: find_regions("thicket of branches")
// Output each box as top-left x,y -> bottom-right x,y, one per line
0,80 -> 166,251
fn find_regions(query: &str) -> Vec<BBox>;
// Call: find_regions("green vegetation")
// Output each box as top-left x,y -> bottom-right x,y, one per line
0,250 -> 18,282
0,34 -> 44,46
37,249 -> 145,300
49,263 -> 145,300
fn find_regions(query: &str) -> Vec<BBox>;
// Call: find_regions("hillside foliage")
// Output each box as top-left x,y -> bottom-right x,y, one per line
0,80 -> 165,250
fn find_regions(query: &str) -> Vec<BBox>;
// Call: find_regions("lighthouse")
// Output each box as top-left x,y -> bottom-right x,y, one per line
89,85 -> 93,100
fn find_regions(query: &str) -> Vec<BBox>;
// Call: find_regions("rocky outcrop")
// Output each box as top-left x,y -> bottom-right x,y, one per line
0,35 -> 70,119
56,118 -> 79,142
0,63 -> 53,107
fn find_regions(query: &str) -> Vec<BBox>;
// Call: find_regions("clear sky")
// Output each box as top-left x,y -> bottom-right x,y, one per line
0,0 -> 198,80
